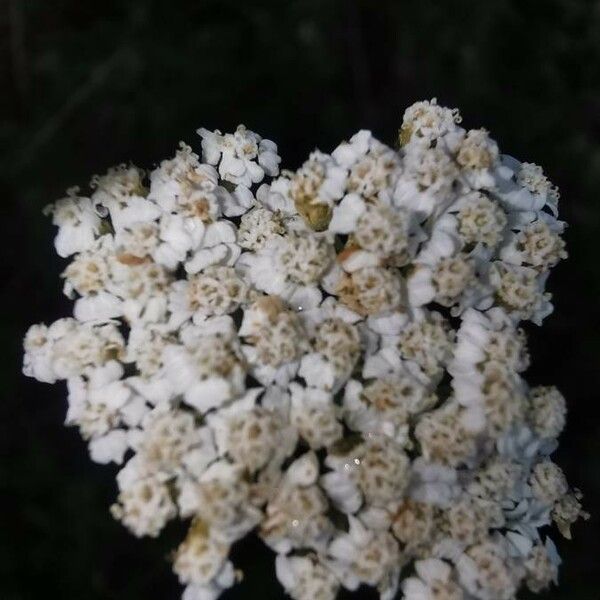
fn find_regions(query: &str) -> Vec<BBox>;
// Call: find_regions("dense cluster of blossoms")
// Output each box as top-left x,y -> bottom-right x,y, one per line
23,100 -> 587,600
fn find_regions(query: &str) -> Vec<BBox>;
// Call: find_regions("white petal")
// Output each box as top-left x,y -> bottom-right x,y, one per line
89,430 -> 128,464
285,452 -> 319,486
298,353 -> 335,391
328,193 -> 365,234
185,245 -> 230,274
407,265 -> 435,307
73,292 -> 122,321
340,249 -> 380,272
184,377 -> 231,412
320,471 -> 362,514
204,220 -> 237,246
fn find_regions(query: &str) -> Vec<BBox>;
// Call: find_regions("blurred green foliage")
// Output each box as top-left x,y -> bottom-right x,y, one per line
1,0 -> 599,598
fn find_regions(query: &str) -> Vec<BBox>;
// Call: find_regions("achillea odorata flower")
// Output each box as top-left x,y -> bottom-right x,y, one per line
24,100 -> 586,600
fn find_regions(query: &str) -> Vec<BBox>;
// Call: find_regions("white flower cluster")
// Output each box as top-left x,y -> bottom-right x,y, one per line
24,101 -> 586,600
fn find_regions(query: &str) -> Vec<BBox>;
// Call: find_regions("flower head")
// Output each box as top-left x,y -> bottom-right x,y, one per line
23,103 -> 583,600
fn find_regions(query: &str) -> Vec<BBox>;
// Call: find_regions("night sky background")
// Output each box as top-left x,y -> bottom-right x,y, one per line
1,1 -> 599,599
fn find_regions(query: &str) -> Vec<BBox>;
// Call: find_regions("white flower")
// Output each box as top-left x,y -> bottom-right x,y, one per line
396,144 -> 459,219
275,553 -> 340,600
528,386 -> 566,439
24,103 -> 582,600
23,319 -> 125,382
44,188 -> 102,257
169,265 -> 248,325
89,429 -> 129,464
399,98 -> 462,145
91,165 -> 161,230
494,155 -> 560,219
173,519 -> 233,587
289,151 -> 347,231
402,559 -> 463,600
198,125 -> 280,187
65,361 -> 133,439
148,143 -> 221,217
500,220 -> 567,270
343,374 -> 434,445
334,130 -> 401,202
111,469 -> 177,537
23,323 -> 58,383
238,231 -> 333,303
454,191 -> 507,248
454,128 -> 499,189
456,540 -> 518,600
289,383 -> 342,448
490,263 -> 552,324
208,392 -> 296,475
524,539 -> 560,593
256,176 -> 297,216
327,516 -> 402,598
162,334 -> 245,413
516,161 -> 560,215
237,207 -> 284,250
261,481 -> 333,553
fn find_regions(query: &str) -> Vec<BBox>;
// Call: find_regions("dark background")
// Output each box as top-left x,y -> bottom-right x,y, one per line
1,1 -> 598,598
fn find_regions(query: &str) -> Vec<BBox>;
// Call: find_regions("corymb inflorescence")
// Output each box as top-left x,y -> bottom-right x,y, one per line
24,100 -> 587,600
